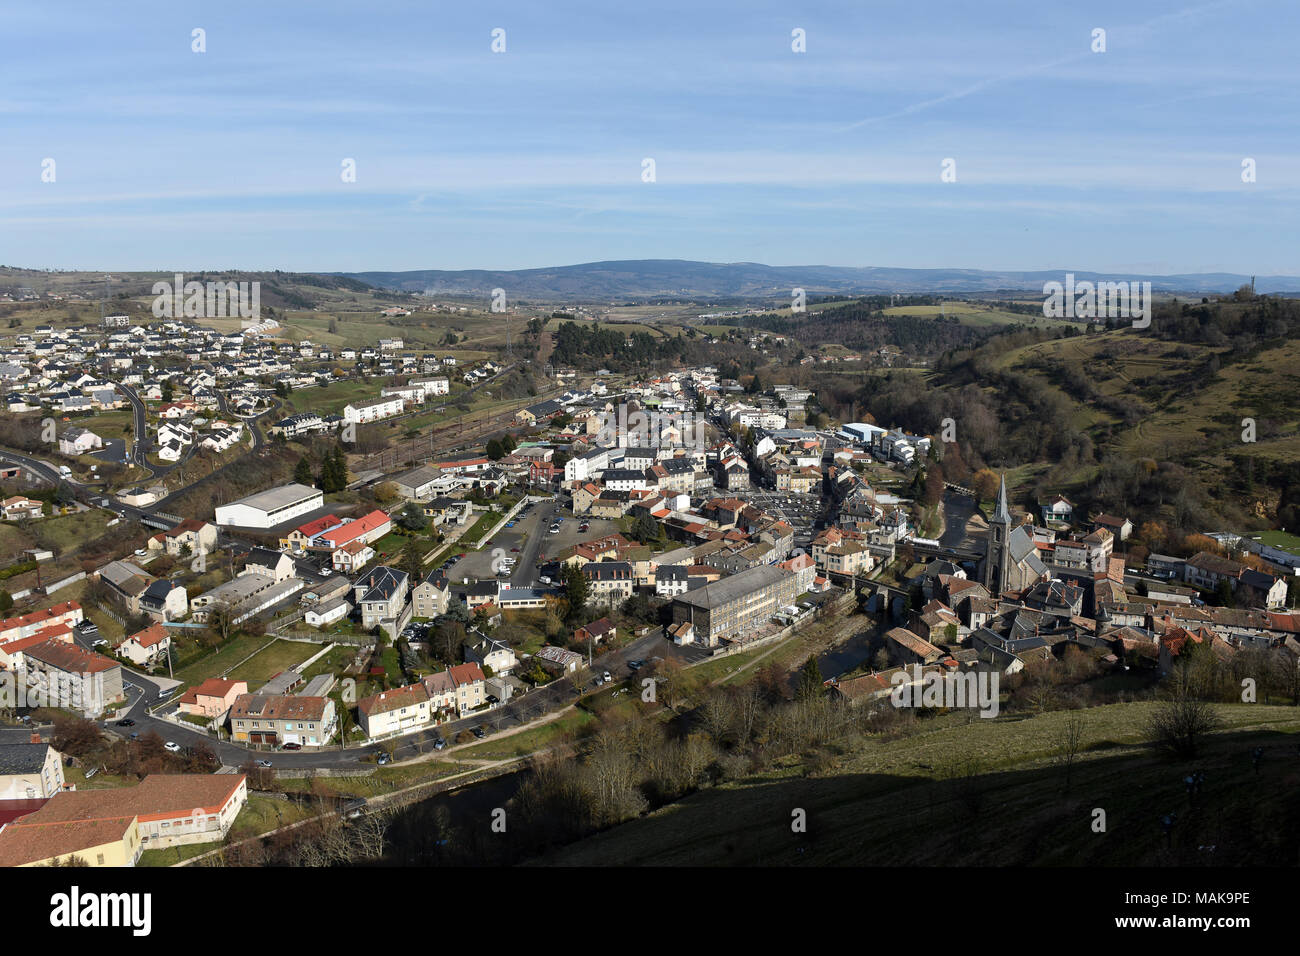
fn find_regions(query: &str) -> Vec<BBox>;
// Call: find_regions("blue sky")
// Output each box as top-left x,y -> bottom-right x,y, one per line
1,0 -> 1296,274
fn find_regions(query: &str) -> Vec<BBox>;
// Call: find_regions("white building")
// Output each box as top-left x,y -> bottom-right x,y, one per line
214,483 -> 324,529
344,395 -> 404,424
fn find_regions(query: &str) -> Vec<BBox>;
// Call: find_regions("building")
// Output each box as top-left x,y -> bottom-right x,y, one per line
0,742 -> 65,800
357,683 -> 431,738
574,617 -> 617,646
177,678 -> 248,720
343,395 -> 404,424
229,694 -> 336,746
354,566 -> 410,632
139,579 -> 189,622
412,570 -> 450,619
215,483 -> 324,529
390,464 -> 442,501
464,635 -> 517,675
118,622 -> 171,667
315,510 -> 392,550
581,561 -> 635,606
0,774 -> 247,864
983,475 -> 1047,597
670,564 -> 797,646
22,641 -> 124,718
147,518 -> 218,557
304,596 -> 350,628
189,572 -> 303,625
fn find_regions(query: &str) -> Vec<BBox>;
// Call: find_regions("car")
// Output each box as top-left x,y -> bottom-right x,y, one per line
129,732 -> 140,740
485,540 -> 494,547
486,694 -> 499,704
376,752 -> 391,765
433,737 -> 446,751
256,759 -> 273,769
282,742 -> 302,751
164,741 -> 181,752
133,549 -> 147,556
320,568 -> 332,575
628,660 -> 643,671
602,671 -> 612,683
93,639 -> 108,648
539,576 -> 552,585
472,726 -> 486,739
511,547 -> 520,552
115,718 -> 136,727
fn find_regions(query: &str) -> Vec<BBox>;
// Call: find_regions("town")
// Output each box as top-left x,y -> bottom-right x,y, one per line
0,289 -> 1296,868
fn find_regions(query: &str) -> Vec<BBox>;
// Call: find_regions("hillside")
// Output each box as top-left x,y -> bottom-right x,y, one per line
530,702 -> 1300,866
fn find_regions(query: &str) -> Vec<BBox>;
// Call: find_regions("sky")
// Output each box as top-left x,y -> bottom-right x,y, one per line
1,0 -> 1297,275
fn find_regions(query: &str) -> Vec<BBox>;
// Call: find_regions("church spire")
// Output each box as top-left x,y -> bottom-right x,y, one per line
992,473 -> 1011,524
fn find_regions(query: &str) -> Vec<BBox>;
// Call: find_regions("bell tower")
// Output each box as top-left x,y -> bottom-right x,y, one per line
984,473 -> 1012,596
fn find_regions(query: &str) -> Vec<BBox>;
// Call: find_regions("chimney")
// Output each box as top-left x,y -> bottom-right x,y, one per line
30,733 -> 41,745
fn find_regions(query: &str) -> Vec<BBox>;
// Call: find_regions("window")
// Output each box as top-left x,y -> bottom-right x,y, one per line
97,854 -> 104,865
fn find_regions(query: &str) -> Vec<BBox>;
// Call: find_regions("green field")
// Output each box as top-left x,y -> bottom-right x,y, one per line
225,639 -> 322,688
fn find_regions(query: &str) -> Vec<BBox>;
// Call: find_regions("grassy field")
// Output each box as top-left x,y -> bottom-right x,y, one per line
172,633 -> 279,686
225,639 -> 321,688
535,701 -> 1300,866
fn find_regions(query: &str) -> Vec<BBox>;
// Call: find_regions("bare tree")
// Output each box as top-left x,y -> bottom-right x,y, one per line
1052,714 -> 1085,792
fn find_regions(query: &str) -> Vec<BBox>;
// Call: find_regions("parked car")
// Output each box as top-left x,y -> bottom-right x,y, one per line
472,726 -> 486,739
116,718 -> 135,727
256,759 -> 273,768
282,742 -> 302,751
602,671 -> 612,683
376,752 -> 391,765
164,741 -> 181,752
433,737 -> 446,751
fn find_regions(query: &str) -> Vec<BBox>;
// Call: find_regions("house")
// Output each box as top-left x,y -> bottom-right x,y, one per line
1040,495 -> 1074,525
118,622 -> 171,667
147,518 -> 218,557
412,570 -> 450,619
574,617 -> 617,647
580,561 -> 635,606
304,596 -> 351,628
1,496 -> 43,521
354,566 -> 410,632
229,694 -> 336,746
0,742 -> 65,800
315,510 -> 392,550
244,547 -> 296,583
177,678 -> 248,720
58,427 -> 103,456
1092,513 -> 1133,541
464,635 -> 517,675
358,683 -> 431,738
884,626 -> 946,666
139,579 -> 189,622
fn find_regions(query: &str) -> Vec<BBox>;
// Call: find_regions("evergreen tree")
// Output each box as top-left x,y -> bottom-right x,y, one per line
797,655 -> 824,700
293,455 -> 314,485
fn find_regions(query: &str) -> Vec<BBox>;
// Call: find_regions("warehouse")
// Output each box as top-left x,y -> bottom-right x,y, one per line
214,483 -> 324,529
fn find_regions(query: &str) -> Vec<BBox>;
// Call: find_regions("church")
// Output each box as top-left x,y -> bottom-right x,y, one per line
983,474 -> 1048,597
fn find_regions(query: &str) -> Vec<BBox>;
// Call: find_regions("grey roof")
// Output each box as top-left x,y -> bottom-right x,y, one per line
225,483 -> 321,513
673,564 -> 791,610
0,743 -> 49,775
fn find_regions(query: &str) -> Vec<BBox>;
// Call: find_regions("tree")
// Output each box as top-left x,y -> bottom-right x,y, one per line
1146,673 -> 1222,759
0,590 -> 11,614
796,655 -> 824,701
401,538 -> 425,580
397,502 -> 429,533
293,456 -> 314,485
1052,714 -> 1085,793
563,565 -> 589,620
486,439 -> 504,460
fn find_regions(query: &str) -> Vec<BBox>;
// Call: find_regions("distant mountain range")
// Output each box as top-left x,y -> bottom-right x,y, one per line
341,260 -> 1300,300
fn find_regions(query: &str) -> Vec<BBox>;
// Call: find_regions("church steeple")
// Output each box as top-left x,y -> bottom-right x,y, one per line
992,473 -> 1011,526
984,472 -> 1012,596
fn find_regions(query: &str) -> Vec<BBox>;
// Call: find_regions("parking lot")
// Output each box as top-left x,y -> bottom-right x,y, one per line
737,489 -> 825,550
